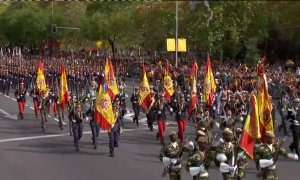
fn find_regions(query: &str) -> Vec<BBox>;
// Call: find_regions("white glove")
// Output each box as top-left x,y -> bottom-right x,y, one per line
170,107 -> 173,112
120,127 -> 123,134
85,117 -> 89,121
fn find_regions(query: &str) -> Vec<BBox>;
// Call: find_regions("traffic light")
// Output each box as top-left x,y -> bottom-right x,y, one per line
52,24 -> 57,33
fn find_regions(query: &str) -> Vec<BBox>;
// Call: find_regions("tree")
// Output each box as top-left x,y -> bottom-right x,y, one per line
83,2 -> 137,60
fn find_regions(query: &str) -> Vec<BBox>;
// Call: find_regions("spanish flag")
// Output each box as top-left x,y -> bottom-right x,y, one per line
163,61 -> 174,102
139,64 -> 151,111
257,73 -> 274,142
59,62 -> 69,110
188,61 -> 198,115
36,59 -> 47,93
94,82 -> 116,130
240,94 -> 261,159
104,59 -> 119,100
203,54 -> 216,106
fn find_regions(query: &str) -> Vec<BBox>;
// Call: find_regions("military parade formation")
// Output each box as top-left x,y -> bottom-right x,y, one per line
0,50 -> 300,180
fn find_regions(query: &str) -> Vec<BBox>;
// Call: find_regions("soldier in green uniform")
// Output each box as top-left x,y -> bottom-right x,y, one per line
38,90 -> 50,133
186,136 -> 211,180
215,128 -> 248,180
255,131 -> 299,180
196,108 -> 213,143
160,131 -> 183,180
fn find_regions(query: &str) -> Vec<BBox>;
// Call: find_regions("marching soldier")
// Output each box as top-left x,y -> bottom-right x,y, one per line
131,87 -> 140,126
68,102 -> 84,152
146,85 -> 156,131
86,99 -> 100,149
14,81 -> 27,119
108,99 -> 123,157
160,131 -> 183,180
38,90 -> 50,132
215,128 -> 247,180
155,93 -> 169,144
67,93 -> 77,136
289,98 -> 300,157
186,136 -> 211,180
175,94 -> 187,143
277,91 -> 290,136
255,131 -> 298,180
118,85 -> 128,121
196,108 -> 213,143
29,85 -> 39,118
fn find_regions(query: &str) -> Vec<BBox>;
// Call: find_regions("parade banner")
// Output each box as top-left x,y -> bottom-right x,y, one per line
163,61 -> 174,102
94,83 -> 116,130
104,59 -> 119,100
188,61 -> 198,115
240,94 -> 261,159
257,73 -> 274,142
139,64 -> 151,111
36,59 -> 47,93
59,62 -> 69,110
203,54 -> 216,106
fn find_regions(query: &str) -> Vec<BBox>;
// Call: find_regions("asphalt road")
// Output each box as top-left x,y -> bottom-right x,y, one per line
0,82 -> 299,180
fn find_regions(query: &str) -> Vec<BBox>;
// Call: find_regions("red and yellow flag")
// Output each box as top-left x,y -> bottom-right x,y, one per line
94,83 -> 116,130
240,94 -> 261,159
188,61 -> 198,115
139,64 -> 151,111
104,59 -> 119,100
203,54 -> 216,106
257,73 -> 274,142
59,62 -> 69,110
163,61 -> 174,102
36,59 -> 47,93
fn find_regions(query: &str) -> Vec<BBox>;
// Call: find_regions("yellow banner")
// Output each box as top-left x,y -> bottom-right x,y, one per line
36,60 -> 47,92
166,38 -> 187,52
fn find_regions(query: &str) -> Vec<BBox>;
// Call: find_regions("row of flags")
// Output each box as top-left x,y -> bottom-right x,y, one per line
34,55 -> 274,157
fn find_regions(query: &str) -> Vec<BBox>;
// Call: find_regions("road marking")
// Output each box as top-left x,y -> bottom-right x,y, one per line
0,128 -> 149,143
0,108 -> 18,120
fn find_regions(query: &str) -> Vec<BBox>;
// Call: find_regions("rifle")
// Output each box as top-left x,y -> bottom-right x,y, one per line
273,136 -> 287,162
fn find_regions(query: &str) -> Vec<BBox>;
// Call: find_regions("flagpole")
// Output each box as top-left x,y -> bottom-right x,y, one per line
175,0 -> 178,68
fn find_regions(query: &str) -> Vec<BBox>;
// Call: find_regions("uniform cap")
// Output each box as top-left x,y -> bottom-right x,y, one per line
265,131 -> 275,138
169,131 -> 176,136
149,85 -> 154,89
223,128 -> 233,135
134,87 -> 139,90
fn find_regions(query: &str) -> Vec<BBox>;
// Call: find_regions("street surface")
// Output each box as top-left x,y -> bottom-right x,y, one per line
0,81 -> 299,180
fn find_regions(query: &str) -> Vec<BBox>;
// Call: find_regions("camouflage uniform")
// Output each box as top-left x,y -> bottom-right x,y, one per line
215,129 -> 248,180
160,132 -> 183,180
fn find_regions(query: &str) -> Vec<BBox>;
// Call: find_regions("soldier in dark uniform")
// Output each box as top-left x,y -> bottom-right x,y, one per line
277,92 -> 290,135
67,94 -> 77,136
29,85 -> 39,118
160,131 -> 183,180
288,98 -> 300,157
131,87 -> 140,126
255,131 -> 298,180
118,86 -> 128,122
146,85 -> 156,131
175,94 -> 187,143
68,102 -> 84,152
86,99 -> 100,149
38,90 -> 50,132
14,81 -> 27,119
108,99 -> 123,157
155,93 -> 169,144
